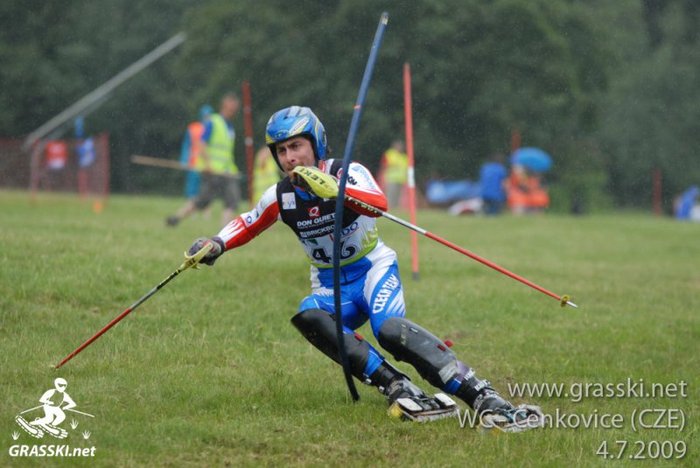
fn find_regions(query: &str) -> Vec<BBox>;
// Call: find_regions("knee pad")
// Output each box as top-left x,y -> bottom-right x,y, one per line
377,317 -> 467,389
291,309 -> 369,380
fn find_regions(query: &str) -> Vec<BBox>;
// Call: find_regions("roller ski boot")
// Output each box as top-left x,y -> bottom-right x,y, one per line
384,378 -> 459,422
473,390 -> 544,433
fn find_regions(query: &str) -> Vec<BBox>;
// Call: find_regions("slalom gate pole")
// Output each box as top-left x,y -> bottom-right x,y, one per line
346,195 -> 578,309
403,62 -> 420,280
333,12 -> 390,402
242,81 -> 256,207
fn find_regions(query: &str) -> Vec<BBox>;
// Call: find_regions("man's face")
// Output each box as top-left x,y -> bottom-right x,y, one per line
220,97 -> 240,119
275,136 -> 316,176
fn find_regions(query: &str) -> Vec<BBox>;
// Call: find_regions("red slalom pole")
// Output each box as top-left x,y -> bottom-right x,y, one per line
55,244 -> 213,369
346,195 -> 577,308
403,62 -> 420,281
242,81 -> 255,207
511,128 -> 521,152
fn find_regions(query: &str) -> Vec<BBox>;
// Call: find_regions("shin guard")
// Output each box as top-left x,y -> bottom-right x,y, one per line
377,317 -> 491,408
291,309 -> 371,381
377,317 -> 463,389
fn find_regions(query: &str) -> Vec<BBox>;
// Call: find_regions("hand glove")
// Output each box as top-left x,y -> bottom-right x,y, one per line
187,237 -> 224,266
291,166 -> 339,199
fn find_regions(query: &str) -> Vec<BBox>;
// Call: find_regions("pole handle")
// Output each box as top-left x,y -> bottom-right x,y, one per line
180,242 -> 214,271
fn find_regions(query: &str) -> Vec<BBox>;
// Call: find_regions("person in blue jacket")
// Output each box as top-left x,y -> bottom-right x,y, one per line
479,153 -> 507,215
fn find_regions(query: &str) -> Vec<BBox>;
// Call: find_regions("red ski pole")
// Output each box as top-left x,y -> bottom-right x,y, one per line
55,243 -> 213,369
346,195 -> 577,308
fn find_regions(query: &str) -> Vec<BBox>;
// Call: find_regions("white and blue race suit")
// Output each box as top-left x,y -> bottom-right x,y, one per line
215,159 -> 403,379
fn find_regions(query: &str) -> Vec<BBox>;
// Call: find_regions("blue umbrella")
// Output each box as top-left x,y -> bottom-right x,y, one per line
511,147 -> 552,172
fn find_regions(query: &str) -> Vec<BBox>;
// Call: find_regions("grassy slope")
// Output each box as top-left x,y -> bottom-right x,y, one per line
1,190 -> 697,466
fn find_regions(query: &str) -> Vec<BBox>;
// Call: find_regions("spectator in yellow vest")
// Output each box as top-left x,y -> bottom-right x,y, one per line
167,93 -> 242,226
380,139 -> 408,209
252,146 -> 280,202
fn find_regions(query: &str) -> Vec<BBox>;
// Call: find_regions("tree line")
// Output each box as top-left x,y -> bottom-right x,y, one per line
1,0 -> 698,211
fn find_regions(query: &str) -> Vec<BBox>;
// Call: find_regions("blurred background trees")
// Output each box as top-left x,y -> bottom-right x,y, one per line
1,0 -> 698,211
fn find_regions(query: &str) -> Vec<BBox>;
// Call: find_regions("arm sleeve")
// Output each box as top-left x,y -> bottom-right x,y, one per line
216,184 -> 280,250
343,161 -> 388,216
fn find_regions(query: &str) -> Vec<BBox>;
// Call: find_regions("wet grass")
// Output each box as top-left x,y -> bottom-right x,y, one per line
1,190 -> 697,466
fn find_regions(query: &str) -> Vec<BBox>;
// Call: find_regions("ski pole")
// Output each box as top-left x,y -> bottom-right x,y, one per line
55,243 -> 214,369
346,195 -> 578,308
19,405 -> 44,415
66,408 -> 95,418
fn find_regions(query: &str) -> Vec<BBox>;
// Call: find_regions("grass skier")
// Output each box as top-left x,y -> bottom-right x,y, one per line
188,106 -> 542,430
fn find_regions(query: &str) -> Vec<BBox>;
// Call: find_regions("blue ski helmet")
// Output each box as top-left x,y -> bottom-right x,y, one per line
265,106 -> 327,168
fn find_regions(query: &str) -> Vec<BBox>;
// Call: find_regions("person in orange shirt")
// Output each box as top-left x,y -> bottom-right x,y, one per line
180,105 -> 213,201
506,165 -> 549,214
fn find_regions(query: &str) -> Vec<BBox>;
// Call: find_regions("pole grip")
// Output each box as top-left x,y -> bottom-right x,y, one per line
180,242 -> 214,270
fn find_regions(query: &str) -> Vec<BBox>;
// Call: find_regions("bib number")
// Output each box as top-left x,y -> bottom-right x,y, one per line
310,240 -> 358,264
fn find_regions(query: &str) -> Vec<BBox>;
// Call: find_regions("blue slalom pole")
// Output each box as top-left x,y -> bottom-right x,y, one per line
332,12 -> 389,402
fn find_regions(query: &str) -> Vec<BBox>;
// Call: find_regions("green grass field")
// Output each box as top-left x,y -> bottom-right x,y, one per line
1,190 -> 697,466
